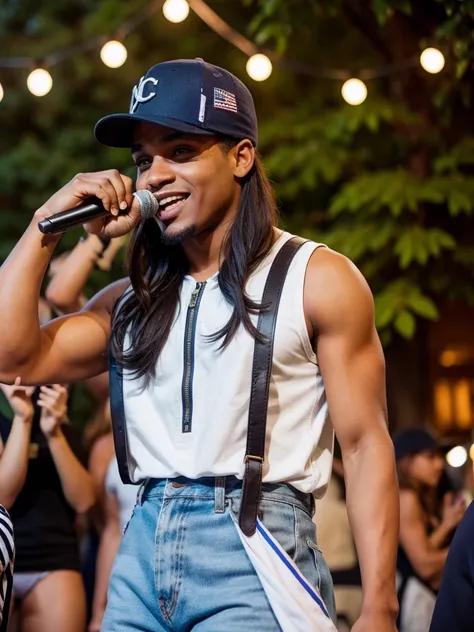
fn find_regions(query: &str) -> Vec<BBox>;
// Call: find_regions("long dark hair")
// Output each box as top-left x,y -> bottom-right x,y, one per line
110,139 -> 278,381
397,455 -> 442,522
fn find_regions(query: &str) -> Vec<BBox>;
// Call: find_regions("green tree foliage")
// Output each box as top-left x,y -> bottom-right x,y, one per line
251,0 -> 474,343
0,0 -> 279,421
0,1 -> 474,422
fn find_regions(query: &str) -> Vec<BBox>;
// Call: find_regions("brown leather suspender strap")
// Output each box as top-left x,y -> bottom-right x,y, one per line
239,236 -> 308,536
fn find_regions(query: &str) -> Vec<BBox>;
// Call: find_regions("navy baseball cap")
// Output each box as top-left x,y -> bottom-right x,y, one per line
393,427 -> 441,461
94,58 -> 258,148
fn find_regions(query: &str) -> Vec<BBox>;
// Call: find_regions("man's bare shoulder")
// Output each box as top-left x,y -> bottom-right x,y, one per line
84,277 -> 131,315
304,247 -> 375,333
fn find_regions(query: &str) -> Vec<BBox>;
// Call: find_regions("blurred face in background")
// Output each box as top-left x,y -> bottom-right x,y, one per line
405,449 -> 445,488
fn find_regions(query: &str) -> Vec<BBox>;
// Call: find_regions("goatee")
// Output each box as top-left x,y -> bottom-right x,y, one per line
161,224 -> 198,246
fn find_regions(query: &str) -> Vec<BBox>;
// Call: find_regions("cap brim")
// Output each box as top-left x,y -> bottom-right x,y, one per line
94,113 -> 214,148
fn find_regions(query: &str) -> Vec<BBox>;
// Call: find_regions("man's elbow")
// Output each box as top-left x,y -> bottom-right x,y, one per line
340,425 -> 393,461
0,337 -> 46,384
0,353 -> 33,383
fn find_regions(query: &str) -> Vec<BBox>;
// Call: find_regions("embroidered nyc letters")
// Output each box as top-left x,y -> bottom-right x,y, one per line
130,76 -> 159,113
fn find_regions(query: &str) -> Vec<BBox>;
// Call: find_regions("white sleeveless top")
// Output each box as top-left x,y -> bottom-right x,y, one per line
105,458 -> 139,531
122,232 -> 333,496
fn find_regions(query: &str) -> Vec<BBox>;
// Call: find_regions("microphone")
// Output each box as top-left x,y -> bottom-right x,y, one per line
37,190 -> 160,235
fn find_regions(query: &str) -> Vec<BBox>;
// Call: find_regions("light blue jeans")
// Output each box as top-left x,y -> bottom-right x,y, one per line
101,477 -> 335,631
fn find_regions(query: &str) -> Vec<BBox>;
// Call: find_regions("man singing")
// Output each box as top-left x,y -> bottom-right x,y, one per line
0,59 -> 398,631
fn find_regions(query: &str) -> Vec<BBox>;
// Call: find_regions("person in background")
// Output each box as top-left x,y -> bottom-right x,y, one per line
88,457 -> 138,632
0,380 -> 33,632
316,458 -> 362,631
0,380 -> 96,632
429,499 -> 474,632
45,233 -> 126,314
45,233 -> 126,418
0,505 -> 14,632
45,233 -> 126,621
394,427 -> 466,632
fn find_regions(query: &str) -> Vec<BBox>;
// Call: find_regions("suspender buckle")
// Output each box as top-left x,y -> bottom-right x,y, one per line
244,454 -> 264,464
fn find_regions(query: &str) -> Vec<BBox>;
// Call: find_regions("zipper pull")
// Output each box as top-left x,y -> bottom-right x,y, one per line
188,282 -> 202,308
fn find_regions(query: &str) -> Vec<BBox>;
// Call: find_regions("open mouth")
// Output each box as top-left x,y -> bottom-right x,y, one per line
158,194 -> 190,221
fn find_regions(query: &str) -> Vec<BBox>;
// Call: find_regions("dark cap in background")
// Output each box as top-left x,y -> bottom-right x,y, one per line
392,427 -> 441,461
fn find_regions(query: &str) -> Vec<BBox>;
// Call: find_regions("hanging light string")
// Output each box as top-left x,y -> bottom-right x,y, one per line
0,0 -> 446,105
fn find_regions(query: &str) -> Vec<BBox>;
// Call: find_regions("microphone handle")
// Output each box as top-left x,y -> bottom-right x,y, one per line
37,198 -> 108,235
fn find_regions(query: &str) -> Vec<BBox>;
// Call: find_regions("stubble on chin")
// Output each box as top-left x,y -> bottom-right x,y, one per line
161,224 -> 198,246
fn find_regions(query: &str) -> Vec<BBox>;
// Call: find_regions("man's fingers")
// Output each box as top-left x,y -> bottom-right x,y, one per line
95,178 -> 120,215
106,170 -> 129,211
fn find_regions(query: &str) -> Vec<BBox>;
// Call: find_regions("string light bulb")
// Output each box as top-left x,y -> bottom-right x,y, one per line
246,54 -> 272,82
420,47 -> 445,74
27,68 -> 53,97
0,83 -> 3,103
446,446 -> 468,468
100,40 -> 128,68
469,444 -> 474,462
341,78 -> 367,105
163,0 -> 190,23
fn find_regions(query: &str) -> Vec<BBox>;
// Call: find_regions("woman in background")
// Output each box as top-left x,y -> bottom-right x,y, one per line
0,381 -> 96,632
0,380 -> 34,632
88,457 -> 137,632
394,427 -> 466,632
45,233 -> 126,620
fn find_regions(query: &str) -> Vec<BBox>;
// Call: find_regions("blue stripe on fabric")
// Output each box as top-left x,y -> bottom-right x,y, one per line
256,521 -> 330,619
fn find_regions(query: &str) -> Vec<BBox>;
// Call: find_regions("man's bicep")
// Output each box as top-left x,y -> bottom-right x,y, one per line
306,250 -> 388,451
31,277 -> 129,385
25,308 -> 111,385
16,279 -> 128,386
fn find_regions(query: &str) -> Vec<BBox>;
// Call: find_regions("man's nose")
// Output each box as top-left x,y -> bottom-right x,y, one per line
146,156 -> 176,189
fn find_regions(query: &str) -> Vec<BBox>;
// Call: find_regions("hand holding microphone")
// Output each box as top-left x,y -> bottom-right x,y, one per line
35,169 -> 159,239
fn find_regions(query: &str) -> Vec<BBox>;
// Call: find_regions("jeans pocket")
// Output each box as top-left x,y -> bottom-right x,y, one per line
230,496 -> 298,560
259,499 -> 298,561
307,537 -> 336,620
306,537 -> 324,590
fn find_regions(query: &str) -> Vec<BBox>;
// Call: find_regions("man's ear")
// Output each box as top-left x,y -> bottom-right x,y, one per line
232,139 -> 255,178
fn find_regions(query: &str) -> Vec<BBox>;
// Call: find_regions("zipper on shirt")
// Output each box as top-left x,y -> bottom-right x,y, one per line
181,281 -> 206,433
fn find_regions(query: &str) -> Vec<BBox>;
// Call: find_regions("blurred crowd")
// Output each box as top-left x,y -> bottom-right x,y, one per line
316,428 -> 472,632
0,231 -> 472,632
0,233 -> 133,632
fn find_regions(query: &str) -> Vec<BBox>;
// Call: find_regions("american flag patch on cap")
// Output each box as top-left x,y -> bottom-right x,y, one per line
214,88 -> 238,113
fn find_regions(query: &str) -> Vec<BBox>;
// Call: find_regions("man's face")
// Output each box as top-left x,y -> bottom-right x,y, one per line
132,122 -> 240,245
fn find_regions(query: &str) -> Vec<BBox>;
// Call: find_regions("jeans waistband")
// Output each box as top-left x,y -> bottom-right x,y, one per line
139,476 -> 314,516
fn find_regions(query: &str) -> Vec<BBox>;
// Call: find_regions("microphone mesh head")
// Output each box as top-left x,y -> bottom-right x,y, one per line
133,190 -> 160,220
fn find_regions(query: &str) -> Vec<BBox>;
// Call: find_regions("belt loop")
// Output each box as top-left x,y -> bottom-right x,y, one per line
310,492 -> 315,517
137,478 -> 149,506
214,476 -> 226,513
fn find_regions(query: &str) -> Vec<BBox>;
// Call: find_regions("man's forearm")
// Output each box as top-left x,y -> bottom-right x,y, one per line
0,213 -> 60,376
343,438 -> 399,616
48,428 -> 96,513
